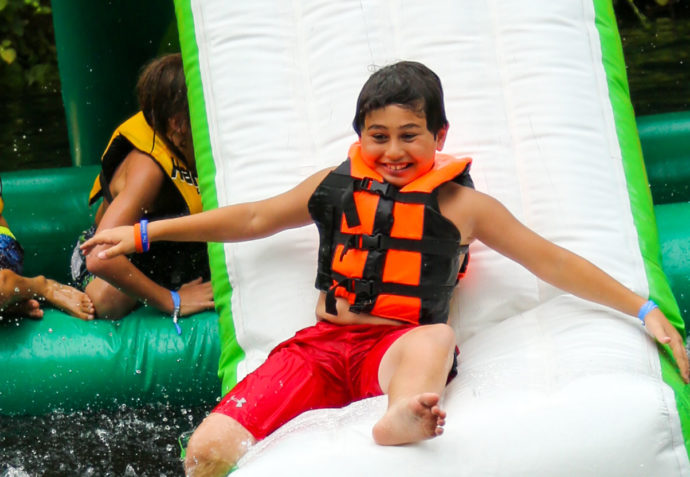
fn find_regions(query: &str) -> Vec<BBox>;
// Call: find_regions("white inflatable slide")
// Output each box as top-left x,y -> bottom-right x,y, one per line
174,0 -> 689,475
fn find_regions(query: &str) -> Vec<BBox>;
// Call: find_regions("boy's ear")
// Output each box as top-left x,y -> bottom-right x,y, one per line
435,124 -> 449,151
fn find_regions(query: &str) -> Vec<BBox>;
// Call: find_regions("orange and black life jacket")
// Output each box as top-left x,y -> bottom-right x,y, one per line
308,142 -> 473,325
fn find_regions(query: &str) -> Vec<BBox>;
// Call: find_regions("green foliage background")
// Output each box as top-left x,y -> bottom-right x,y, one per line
0,0 -> 59,93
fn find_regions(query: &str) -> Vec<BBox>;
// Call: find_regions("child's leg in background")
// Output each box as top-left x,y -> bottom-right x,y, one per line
0,269 -> 93,320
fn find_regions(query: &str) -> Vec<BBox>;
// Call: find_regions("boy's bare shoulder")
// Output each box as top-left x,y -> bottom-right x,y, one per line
437,183 -> 501,244
437,181 -> 480,209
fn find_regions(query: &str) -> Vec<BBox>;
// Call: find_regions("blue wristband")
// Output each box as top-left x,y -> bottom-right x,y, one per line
170,290 -> 182,335
637,300 -> 658,324
140,219 -> 150,252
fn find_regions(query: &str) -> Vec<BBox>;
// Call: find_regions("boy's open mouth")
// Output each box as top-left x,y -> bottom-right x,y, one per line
384,163 -> 411,171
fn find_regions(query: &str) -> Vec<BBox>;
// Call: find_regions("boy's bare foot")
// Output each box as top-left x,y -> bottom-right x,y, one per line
3,299 -> 44,319
43,279 -> 95,320
372,393 -> 446,446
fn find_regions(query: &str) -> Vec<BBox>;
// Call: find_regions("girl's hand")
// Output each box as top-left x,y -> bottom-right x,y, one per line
80,225 -> 136,259
177,277 -> 215,316
644,308 -> 690,384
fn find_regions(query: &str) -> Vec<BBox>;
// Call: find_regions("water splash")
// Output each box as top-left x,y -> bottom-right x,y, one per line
0,402 -> 212,476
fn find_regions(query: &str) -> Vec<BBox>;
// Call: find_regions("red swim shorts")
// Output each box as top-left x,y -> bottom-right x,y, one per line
212,320 -> 415,440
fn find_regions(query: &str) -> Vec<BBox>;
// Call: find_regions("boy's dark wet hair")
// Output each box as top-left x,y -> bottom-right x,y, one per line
353,61 -> 448,137
137,53 -> 189,139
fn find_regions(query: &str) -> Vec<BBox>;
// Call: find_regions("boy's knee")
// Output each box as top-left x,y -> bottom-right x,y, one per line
84,253 -> 107,277
184,414 -> 255,477
184,436 -> 233,477
84,282 -> 128,320
424,323 -> 456,349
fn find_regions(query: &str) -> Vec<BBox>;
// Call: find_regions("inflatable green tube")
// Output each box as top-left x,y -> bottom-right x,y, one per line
0,167 -> 221,416
638,111 -> 690,205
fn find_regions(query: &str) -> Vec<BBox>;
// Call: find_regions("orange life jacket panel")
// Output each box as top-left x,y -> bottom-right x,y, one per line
308,142 -> 473,325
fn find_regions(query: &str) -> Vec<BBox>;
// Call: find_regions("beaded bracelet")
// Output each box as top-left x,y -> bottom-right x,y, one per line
637,300 -> 658,325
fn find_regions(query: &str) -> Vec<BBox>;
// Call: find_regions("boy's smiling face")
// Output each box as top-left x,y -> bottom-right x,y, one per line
359,104 -> 447,187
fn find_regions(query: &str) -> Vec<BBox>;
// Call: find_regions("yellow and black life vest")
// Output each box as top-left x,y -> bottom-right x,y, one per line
88,112 -> 202,215
308,142 -> 473,325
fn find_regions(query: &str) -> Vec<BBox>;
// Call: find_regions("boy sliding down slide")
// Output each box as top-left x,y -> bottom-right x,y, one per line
80,61 -> 689,477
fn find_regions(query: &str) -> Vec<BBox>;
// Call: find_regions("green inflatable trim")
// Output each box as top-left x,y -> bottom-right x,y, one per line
0,167 -> 221,416
174,0 -> 242,396
594,0 -> 689,459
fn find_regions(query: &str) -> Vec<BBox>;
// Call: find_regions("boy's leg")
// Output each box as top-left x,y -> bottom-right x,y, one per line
373,323 -> 456,445
72,226 -> 135,319
85,277 -> 137,319
185,321 -> 349,475
0,269 -> 93,320
184,413 -> 255,477
0,268 -> 42,318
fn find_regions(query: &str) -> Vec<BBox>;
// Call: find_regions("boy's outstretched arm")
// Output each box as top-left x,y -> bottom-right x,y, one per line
455,187 -> 690,383
81,168 -> 331,259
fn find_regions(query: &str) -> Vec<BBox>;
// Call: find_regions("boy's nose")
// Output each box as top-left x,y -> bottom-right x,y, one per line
385,141 -> 404,160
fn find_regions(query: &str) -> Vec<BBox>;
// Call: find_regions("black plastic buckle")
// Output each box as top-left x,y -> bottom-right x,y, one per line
360,233 -> 383,249
351,279 -> 376,296
356,178 -> 395,198
367,180 -> 395,197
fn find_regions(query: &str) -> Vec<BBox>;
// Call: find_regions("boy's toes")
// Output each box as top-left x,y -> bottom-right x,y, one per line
21,299 -> 44,319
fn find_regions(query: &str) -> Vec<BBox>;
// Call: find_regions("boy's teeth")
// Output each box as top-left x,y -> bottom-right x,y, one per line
388,164 -> 406,170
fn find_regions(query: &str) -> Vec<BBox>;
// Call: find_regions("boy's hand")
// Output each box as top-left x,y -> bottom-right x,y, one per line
644,308 -> 690,384
80,225 -> 136,259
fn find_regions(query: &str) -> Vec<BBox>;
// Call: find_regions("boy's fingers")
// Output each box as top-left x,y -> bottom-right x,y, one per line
97,245 -> 119,260
81,237 -> 104,253
670,340 -> 690,383
647,316 -> 689,383
665,331 -> 689,384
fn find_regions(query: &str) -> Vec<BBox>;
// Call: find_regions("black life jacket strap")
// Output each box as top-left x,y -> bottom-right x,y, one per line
324,275 -> 456,315
322,172 -> 432,229
336,231 -> 467,260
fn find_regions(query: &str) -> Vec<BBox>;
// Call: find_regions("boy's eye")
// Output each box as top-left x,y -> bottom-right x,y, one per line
402,134 -> 417,141
372,134 -> 388,142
